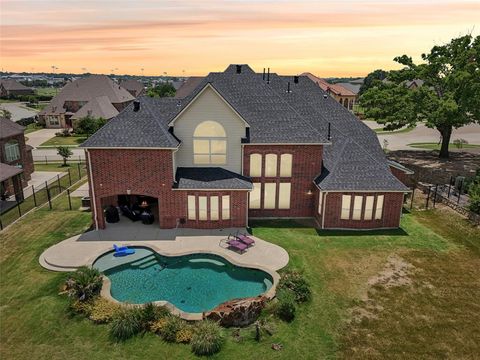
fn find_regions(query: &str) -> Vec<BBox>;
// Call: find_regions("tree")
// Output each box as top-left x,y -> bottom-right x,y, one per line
360,35 -> 480,158
359,69 -> 388,96
468,169 -> 480,214
75,116 -> 107,137
147,83 -> 176,98
57,146 -> 73,167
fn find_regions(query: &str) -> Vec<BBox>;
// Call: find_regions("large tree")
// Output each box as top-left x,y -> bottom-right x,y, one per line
147,83 -> 176,98
360,35 -> 480,158
359,69 -> 388,96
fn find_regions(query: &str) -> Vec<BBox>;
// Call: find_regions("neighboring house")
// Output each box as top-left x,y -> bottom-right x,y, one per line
80,64 -> 410,231
175,77 -> 205,98
0,117 -> 33,200
301,73 -> 357,111
0,79 -> 34,97
405,79 -> 424,89
336,81 -> 362,96
38,75 -> 134,129
119,79 -> 145,97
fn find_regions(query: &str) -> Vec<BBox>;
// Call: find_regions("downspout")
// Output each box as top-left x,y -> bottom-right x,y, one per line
86,149 -> 99,230
322,192 -> 328,229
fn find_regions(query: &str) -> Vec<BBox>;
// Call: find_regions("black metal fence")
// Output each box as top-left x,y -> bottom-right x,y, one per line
0,162 -> 88,230
32,154 -> 86,164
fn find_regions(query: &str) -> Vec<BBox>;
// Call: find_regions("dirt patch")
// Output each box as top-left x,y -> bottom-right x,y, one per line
367,254 -> 414,289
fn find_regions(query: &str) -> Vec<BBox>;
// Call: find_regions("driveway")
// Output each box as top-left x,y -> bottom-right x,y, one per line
26,128 -> 59,148
0,102 -> 38,121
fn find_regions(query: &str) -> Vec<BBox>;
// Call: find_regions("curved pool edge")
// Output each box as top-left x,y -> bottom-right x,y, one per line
93,245 -> 281,320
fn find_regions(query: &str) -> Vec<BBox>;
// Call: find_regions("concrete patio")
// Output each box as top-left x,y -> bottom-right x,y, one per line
39,219 -> 289,273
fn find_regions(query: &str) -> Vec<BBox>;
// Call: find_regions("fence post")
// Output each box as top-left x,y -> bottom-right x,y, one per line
433,184 -> 438,208
16,199 -> 22,217
77,162 -> 81,179
410,187 -> 415,210
46,181 -> 52,210
68,168 -> 72,186
457,181 -> 462,205
32,185 -> 37,207
45,155 -> 48,165
0,216 -> 3,231
426,186 -> 431,209
67,189 -> 72,210
57,174 -> 61,190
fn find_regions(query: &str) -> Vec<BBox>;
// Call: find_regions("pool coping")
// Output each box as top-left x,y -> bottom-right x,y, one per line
92,245 -> 280,321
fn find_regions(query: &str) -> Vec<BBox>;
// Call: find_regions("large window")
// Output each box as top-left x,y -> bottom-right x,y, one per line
364,196 -> 374,220
265,154 -> 277,177
264,183 -> 277,209
4,140 -> 20,162
280,154 -> 292,177
278,183 -> 291,209
198,196 -> 207,220
193,121 -> 226,165
210,196 -> 219,220
187,195 -> 196,220
249,154 -> 262,177
375,195 -> 384,220
341,195 -> 351,220
222,195 -> 230,220
249,183 -> 261,209
47,116 -> 60,126
352,196 -> 363,220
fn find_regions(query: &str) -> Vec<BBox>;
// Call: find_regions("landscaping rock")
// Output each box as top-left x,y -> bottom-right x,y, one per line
205,296 -> 267,327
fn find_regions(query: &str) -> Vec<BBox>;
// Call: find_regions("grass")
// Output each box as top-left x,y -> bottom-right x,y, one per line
33,162 -> 83,172
36,87 -> 58,97
374,126 -> 415,135
1,199 -> 479,359
407,142 -> 480,150
24,123 -> 44,134
39,136 -> 87,147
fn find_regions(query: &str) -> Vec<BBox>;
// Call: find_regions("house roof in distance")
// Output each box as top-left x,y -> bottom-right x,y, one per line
71,96 -> 119,120
301,73 -> 356,97
175,77 -> 204,98
0,117 -> 24,139
175,167 -> 252,190
0,79 -> 33,91
0,163 -> 23,182
119,79 -> 144,95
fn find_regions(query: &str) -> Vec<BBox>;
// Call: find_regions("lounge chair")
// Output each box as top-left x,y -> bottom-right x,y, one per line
226,239 -> 248,253
235,233 -> 255,247
113,244 -> 135,257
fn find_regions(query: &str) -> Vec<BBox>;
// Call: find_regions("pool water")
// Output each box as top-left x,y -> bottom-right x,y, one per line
93,247 -> 273,313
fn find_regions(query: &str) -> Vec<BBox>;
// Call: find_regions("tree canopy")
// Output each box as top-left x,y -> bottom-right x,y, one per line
75,116 -> 107,137
360,35 -> 480,158
359,69 -> 388,96
147,83 -> 176,98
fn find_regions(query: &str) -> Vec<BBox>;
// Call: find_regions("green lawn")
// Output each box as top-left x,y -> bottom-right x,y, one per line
374,126 -> 415,135
39,136 -> 87,147
36,87 -> 58,97
1,197 -> 479,359
24,123 -> 44,134
407,142 -> 480,150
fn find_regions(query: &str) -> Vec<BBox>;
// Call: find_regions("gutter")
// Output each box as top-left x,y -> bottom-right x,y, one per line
86,149 -> 99,230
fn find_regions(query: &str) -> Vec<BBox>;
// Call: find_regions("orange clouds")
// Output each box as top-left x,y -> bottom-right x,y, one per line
1,0 -> 479,76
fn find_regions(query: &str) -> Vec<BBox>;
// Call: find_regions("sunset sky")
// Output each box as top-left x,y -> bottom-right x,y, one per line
1,0 -> 479,77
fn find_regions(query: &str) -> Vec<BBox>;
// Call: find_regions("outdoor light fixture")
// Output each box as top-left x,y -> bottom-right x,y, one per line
126,189 -> 131,195
307,190 -> 313,195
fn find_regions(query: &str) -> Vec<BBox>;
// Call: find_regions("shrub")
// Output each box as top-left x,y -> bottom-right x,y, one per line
160,316 -> 184,343
89,298 -> 121,323
176,327 -> 194,344
109,307 -> 143,341
191,320 -> 224,356
278,270 -> 312,303
139,303 -> 169,330
150,318 -> 168,334
69,299 -> 94,316
275,290 -> 296,322
65,266 -> 102,302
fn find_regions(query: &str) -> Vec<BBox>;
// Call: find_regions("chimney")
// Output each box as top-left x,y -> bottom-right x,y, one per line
294,75 -> 299,84
236,65 -> 242,74
267,67 -> 270,84
133,100 -> 140,112
327,122 -> 331,141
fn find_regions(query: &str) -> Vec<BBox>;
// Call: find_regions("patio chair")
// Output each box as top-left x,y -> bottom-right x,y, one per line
113,244 -> 135,257
226,238 -> 248,253
235,232 -> 256,247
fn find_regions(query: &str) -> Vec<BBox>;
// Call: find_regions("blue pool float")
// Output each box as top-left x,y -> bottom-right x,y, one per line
113,244 -> 135,257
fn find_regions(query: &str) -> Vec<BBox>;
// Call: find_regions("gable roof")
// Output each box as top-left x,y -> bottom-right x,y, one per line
0,79 -> 32,91
301,73 -> 356,97
71,96 -> 119,120
119,79 -> 144,95
0,117 -> 25,139
175,77 -> 204,98
0,163 -> 23,182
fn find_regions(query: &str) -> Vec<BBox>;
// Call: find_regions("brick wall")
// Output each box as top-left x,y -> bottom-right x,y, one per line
390,166 -> 412,187
0,132 -> 33,188
322,192 -> 404,229
243,144 -> 322,218
87,148 -> 247,229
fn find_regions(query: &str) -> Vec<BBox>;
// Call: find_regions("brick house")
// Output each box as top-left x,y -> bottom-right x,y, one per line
81,65 -> 410,231
119,79 -> 145,98
0,79 -> 34,98
0,117 -> 33,200
38,75 -> 134,129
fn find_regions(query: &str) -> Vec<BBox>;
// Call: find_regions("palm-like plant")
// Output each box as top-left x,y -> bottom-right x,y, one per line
65,266 -> 102,301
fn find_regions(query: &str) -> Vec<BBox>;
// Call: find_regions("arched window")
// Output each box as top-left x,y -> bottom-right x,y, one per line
193,121 -> 227,165
4,140 -> 20,162
249,154 -> 262,177
265,154 -> 277,177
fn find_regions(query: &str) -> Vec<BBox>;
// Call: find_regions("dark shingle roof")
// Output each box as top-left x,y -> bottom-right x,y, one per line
0,163 -> 23,182
0,79 -> 32,91
175,167 -> 252,190
0,117 -> 24,139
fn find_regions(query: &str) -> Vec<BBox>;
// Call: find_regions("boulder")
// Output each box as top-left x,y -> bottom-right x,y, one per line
205,296 -> 267,327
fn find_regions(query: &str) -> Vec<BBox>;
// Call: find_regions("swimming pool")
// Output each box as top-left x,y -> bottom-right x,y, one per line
93,247 -> 273,313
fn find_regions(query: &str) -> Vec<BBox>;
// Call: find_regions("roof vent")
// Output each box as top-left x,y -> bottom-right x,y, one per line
236,65 -> 242,74
294,76 -> 299,84
176,100 -> 182,107
286,82 -> 291,94
327,122 -> 331,141
267,67 -> 270,84
323,94 -> 328,99
262,68 -> 266,80
133,100 -> 140,112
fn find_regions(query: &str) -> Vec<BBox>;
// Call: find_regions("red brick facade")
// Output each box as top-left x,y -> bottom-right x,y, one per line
243,145 -> 322,218
389,165 -> 412,187
0,131 -> 33,192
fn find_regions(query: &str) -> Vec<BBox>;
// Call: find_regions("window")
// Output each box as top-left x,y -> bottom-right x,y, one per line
375,195 -> 384,220
352,196 -> 363,220
249,154 -> 262,177
264,183 -> 276,209
265,154 -> 277,177
222,195 -> 230,220
318,192 -> 323,215
341,195 -> 351,220
280,154 -> 292,177
210,196 -> 219,220
187,195 -> 196,220
47,116 -> 59,126
250,183 -> 261,209
193,121 -> 226,165
364,196 -> 374,220
278,183 -> 291,209
198,196 -> 207,220
4,141 -> 20,162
